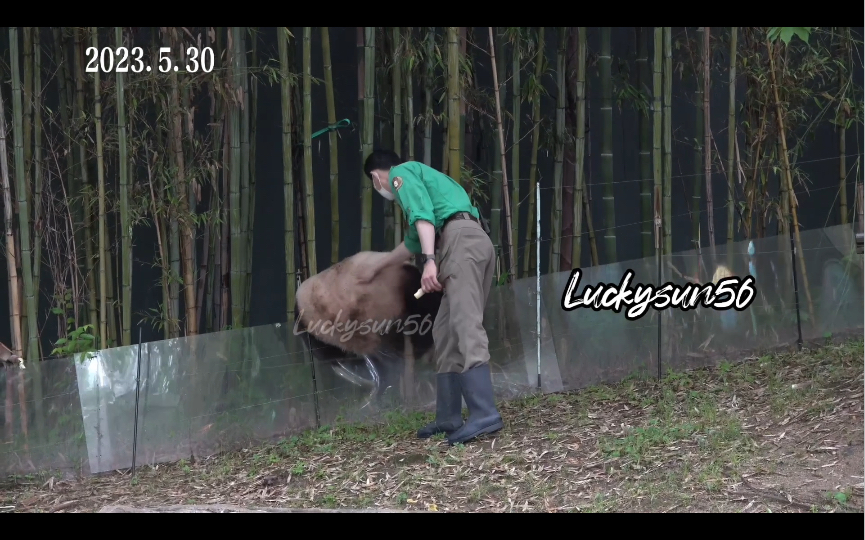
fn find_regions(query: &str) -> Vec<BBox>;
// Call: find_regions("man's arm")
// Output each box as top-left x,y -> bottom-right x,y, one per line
416,220 -> 436,255
377,241 -> 412,270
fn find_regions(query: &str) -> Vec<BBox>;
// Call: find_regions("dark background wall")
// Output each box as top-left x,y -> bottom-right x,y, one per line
0,27 -> 862,351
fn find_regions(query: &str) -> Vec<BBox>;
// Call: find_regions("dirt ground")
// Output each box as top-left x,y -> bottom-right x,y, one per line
1,338 -> 862,513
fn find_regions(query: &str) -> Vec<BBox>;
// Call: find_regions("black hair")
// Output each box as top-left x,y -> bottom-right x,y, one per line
363,149 -> 404,179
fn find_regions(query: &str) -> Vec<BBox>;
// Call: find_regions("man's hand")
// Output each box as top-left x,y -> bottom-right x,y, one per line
421,260 -> 442,293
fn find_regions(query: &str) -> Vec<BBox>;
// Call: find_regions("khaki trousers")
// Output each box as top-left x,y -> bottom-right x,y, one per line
432,218 -> 496,374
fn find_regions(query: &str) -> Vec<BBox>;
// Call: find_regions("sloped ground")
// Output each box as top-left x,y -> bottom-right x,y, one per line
1,339 -> 862,513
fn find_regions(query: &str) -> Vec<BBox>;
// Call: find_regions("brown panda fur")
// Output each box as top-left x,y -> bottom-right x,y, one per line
296,251 -> 428,356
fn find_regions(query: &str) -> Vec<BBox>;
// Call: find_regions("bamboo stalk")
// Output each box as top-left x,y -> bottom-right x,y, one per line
726,27 -> 738,267
488,27 -> 516,280
51,28 -> 81,295
229,27 -> 244,328
511,30 -> 522,275
572,27 -> 588,269
490,28 -> 506,257
26,26 -> 47,444
703,27 -> 715,252
551,27 -> 566,274
238,28 -> 251,324
23,28 -> 33,188
245,31 -> 259,327
600,27 -> 617,264
0,61 -> 23,365
302,27 -> 317,276
637,27 -> 654,258
653,27 -> 663,259
381,30 -> 396,250
21,29 -> 33,352
423,28 -> 435,166
838,27 -> 850,226
220,107 -> 230,330
72,28 -> 98,331
663,27 -> 673,256
404,27 -> 415,163
278,27 -> 297,318
447,27 -> 461,184
459,28 -> 468,178
392,27 -> 404,247
523,27 -> 544,278
88,27 -> 109,348
321,27 -> 340,266
583,70 -> 599,267
33,28 -> 44,351
115,27 -> 132,345
692,28 -> 704,257
767,39 -> 816,327
10,28 -> 40,360
360,27 -> 375,252
1,58 -> 23,445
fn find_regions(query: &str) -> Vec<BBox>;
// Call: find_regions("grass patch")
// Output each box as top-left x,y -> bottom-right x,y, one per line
1,339 -> 862,514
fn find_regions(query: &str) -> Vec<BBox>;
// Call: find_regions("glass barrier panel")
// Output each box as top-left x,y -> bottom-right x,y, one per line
546,258 -> 659,392
664,234 -> 800,375
0,356 -> 88,476
795,224 -> 864,342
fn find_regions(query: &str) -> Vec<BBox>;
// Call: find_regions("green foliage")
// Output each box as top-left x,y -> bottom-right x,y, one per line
768,27 -> 814,45
50,293 -> 98,358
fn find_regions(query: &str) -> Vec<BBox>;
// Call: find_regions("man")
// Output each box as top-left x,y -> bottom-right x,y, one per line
359,149 -> 504,445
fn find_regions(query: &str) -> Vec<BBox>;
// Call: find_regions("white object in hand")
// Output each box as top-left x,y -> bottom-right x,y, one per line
414,289 -> 425,299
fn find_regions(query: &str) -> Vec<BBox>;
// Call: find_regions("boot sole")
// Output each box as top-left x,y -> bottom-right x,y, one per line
417,423 -> 464,439
447,419 -> 504,445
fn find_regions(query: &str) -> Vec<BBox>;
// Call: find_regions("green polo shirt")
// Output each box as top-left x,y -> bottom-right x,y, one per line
387,161 -> 480,254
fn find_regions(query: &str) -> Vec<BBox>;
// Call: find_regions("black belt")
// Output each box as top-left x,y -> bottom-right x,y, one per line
443,211 -> 478,227
435,212 -> 481,250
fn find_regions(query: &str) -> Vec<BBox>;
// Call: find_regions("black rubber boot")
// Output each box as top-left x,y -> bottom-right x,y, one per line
417,372 -> 464,438
447,363 -> 504,445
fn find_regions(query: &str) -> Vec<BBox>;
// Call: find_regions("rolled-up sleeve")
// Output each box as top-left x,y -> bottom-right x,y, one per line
395,169 -> 434,226
393,168 -> 434,254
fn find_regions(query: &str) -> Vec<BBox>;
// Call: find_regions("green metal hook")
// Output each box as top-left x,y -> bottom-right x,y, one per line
310,118 -> 352,140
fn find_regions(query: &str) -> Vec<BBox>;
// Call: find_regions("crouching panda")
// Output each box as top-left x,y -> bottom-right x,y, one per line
293,251 -> 443,407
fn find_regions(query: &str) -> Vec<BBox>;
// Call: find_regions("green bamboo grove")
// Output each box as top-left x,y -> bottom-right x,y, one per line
0,26 -> 859,371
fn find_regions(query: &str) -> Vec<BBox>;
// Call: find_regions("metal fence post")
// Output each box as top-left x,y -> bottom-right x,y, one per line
131,327 -> 143,481
789,233 -> 804,351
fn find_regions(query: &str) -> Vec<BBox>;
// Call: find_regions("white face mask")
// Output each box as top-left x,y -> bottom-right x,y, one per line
374,173 -> 395,201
